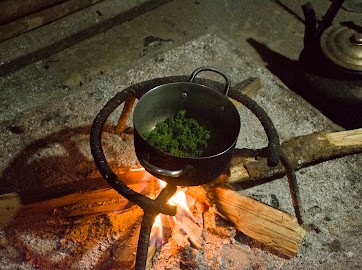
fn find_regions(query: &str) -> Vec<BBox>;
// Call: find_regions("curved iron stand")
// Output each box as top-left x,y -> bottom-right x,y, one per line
90,76 -> 303,270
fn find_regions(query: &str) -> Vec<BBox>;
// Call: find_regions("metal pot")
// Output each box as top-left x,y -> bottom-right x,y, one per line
133,67 -> 241,186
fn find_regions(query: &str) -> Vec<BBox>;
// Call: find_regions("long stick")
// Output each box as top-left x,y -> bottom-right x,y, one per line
0,0 -> 67,25
0,0 -> 104,42
222,128 -> 362,184
115,97 -> 136,134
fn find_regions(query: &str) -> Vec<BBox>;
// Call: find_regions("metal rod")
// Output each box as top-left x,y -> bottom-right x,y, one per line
135,183 -> 177,270
135,211 -> 157,270
228,88 -> 281,166
280,150 -> 304,224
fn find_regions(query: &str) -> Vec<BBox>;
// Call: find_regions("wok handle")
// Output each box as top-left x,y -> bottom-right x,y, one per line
189,66 -> 231,96
140,156 -> 193,177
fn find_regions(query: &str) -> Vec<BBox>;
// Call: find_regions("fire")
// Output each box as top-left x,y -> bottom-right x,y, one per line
149,183 -> 198,246
149,183 -> 193,245
150,214 -> 163,248
168,189 -> 193,217
150,185 -> 192,239
149,175 -> 202,262
156,180 -> 191,216
158,179 -> 167,188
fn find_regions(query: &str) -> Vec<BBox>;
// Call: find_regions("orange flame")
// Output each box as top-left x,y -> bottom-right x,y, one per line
140,173 -> 197,253
168,189 -> 192,217
158,179 -> 167,188
149,214 -> 164,254
151,214 -> 163,242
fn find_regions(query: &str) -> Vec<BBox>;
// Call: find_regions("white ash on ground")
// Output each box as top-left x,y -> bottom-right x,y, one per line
150,207 -> 306,270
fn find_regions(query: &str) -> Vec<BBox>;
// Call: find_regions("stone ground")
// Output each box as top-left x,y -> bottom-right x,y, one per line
0,1 -> 361,269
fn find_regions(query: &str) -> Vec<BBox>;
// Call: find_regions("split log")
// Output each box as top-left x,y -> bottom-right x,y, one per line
187,186 -> 306,257
0,184 -> 146,228
178,216 -> 203,249
219,128 -> 362,184
233,76 -> 261,99
0,168 -> 158,228
146,234 -> 158,270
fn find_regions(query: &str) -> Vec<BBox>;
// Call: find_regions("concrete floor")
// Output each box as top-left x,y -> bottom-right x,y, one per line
31,0 -> 360,83
2,0 -> 360,127
38,0 -> 360,75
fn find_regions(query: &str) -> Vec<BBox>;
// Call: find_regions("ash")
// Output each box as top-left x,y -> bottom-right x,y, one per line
151,208 -> 307,270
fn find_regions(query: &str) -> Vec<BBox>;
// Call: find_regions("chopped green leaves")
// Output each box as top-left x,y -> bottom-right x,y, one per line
143,110 -> 210,157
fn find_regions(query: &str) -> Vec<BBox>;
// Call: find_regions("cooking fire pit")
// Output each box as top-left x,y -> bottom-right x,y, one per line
90,67 -> 302,270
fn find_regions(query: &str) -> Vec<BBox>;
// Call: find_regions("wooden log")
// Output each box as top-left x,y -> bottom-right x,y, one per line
234,76 -> 261,99
187,186 -> 306,257
229,77 -> 261,109
0,0 -> 104,42
146,230 -> 158,270
219,128 -> 362,184
0,0 -> 67,25
0,169 -> 158,228
146,214 -> 163,270
177,216 -> 203,249
0,183 -> 147,228
115,97 -> 136,134
214,187 -> 306,257
325,128 -> 362,146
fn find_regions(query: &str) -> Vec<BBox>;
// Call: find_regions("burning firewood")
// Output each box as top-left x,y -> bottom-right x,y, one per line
187,186 -> 306,257
167,189 -> 204,249
2,129 -> 360,228
0,129 -> 360,267
0,167 -> 158,228
177,216 -> 203,249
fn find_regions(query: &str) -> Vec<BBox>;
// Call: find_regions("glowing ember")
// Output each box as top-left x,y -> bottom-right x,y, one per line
129,167 -> 145,172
